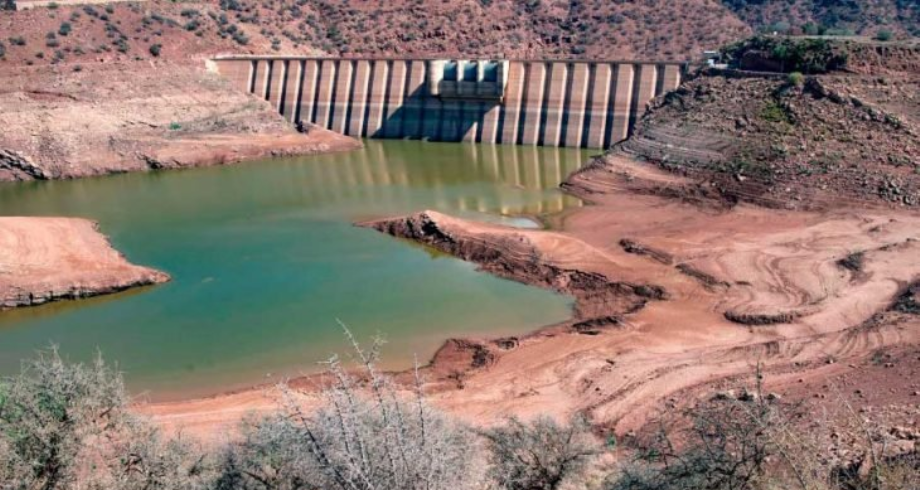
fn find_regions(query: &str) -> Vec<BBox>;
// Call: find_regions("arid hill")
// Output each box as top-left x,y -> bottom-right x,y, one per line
724,0 -> 919,38
2,0 -> 916,69
0,62 -> 360,181
619,37 -> 920,209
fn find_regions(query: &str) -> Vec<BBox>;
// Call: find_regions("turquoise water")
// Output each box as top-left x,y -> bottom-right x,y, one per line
0,141 -> 587,400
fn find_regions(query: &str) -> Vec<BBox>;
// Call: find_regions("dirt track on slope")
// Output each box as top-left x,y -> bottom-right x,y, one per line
0,217 -> 169,309
142,153 -> 920,441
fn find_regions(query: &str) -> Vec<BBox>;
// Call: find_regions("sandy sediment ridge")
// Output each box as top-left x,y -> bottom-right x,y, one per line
0,217 -> 169,309
359,155 -> 920,430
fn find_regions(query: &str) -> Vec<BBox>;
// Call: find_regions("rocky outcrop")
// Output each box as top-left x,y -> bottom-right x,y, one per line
0,148 -> 45,181
0,217 -> 169,309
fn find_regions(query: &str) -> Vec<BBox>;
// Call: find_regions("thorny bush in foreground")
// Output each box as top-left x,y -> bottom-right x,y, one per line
217,325 -> 484,490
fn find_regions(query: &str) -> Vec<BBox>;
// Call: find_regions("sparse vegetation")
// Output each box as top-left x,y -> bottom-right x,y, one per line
0,346 -> 917,490
761,100 -> 793,125
481,415 -> 600,490
875,29 -> 894,42
726,37 -> 849,74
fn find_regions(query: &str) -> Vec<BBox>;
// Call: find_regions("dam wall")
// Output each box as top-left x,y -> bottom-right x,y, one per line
210,57 -> 687,149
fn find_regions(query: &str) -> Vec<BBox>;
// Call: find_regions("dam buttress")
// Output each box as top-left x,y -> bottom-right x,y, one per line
210,57 -> 687,149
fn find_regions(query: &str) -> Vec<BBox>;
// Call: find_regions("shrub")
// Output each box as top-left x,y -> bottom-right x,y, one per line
46,37 -> 60,48
0,41 -> 5,58
875,29 -> 894,42
482,415 -> 601,490
9,36 -> 26,46
0,349 -> 212,490
802,21 -> 821,35
58,21 -> 72,36
250,326 -> 485,490
1,0 -> 15,12
725,37 -> 848,74
214,414 -> 321,490
149,43 -> 162,57
787,71 -> 805,86
606,390 -> 782,490
231,30 -> 249,45
761,100 -> 792,125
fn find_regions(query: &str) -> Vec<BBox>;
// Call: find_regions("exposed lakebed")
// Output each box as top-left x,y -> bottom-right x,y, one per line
0,141 -> 587,400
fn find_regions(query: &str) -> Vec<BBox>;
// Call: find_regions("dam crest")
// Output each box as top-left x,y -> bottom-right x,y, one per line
210,57 -> 687,149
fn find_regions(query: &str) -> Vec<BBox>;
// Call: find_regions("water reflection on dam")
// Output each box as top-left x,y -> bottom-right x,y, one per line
263,139 -> 588,219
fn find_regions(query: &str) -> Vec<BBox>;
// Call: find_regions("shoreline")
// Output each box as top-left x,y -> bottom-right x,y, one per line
0,217 -> 170,310
142,152 -> 920,440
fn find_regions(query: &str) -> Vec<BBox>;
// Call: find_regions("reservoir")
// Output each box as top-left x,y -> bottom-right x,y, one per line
0,141 -> 587,400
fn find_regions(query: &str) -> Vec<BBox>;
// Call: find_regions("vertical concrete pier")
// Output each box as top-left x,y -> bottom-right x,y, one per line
211,56 -> 687,149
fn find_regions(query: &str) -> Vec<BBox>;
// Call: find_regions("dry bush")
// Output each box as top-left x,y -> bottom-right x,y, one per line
603,371 -> 920,490
605,392 -> 780,490
214,414 -> 320,490
217,324 -> 485,490
0,347 -> 132,490
0,347 -> 211,490
104,421 -> 213,490
480,415 -> 602,490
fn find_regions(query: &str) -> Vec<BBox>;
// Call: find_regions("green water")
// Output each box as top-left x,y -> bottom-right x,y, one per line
0,141 -> 588,400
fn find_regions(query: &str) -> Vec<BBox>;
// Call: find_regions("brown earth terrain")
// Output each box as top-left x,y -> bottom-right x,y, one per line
139,40 -> 920,457
621,38 -> 920,209
1,0 -> 916,469
0,0 -> 915,69
0,61 -> 361,182
0,217 -> 169,309
142,153 -> 920,456
1,0 -> 747,66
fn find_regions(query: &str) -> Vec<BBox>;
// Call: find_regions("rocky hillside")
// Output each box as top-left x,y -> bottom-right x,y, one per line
0,0 -> 752,66
724,0 -> 920,38
619,37 -> 920,209
2,0 -> 917,69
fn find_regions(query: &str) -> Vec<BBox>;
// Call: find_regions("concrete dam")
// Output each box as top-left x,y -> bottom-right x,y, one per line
210,57 -> 687,149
